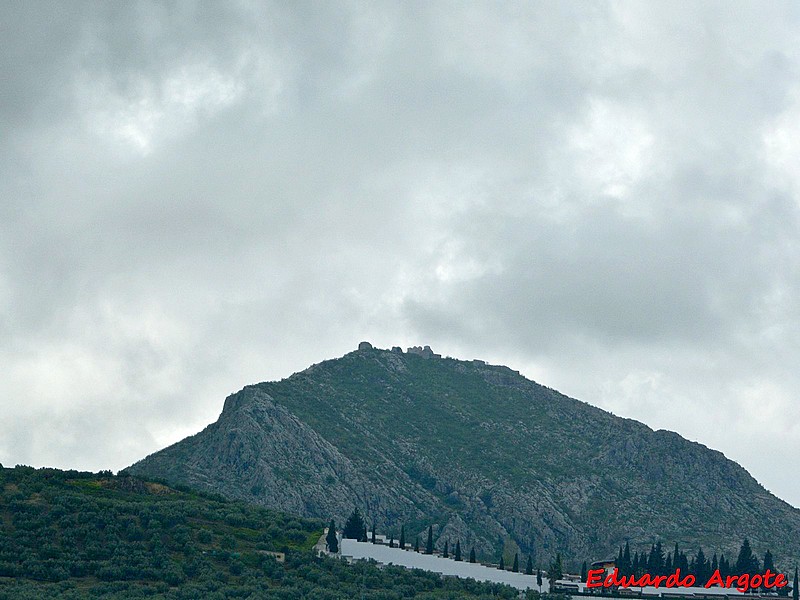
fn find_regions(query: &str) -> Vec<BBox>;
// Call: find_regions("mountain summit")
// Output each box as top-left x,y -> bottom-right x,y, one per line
127,344 -> 800,568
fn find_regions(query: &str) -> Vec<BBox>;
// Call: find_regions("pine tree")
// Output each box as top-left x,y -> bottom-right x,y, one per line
549,553 -> 563,587
399,525 -> 405,550
371,524 -> 376,544
414,536 -> 420,552
326,519 -> 338,553
580,561 -> 588,582
513,553 -> 520,573
443,541 -> 449,558
526,555 -> 534,576
499,556 -> 505,570
426,526 -> 433,554
343,508 -> 366,539
469,547 -> 476,563
455,540 -> 462,561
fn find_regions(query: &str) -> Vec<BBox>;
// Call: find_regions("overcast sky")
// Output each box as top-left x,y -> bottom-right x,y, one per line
3,1 -> 800,508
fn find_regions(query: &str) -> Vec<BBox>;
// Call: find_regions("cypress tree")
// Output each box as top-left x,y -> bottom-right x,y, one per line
696,548 -> 708,585
426,526 -> 433,554
759,551 -> 774,592
736,539 -> 755,576
665,552 -> 673,573
617,546 -> 624,573
623,542 -> 632,576
632,552 -> 639,576
513,553 -> 519,573
443,540 -> 449,558
526,555 -> 534,575
655,541 -> 665,575
764,550 -> 775,574
792,567 -> 798,600
469,547 -> 476,563
648,544 -> 657,573
399,525 -> 405,550
580,561 -> 587,582
343,508 -> 366,539
679,551 -> 689,574
361,525 -> 368,542
389,534 -> 394,548
499,556 -> 505,570
371,524 -> 376,544
326,519 -> 338,553
711,553 -> 718,575
549,553 -> 563,587
414,536 -> 420,552
720,554 -> 729,578
455,540 -> 462,561
537,568 -> 543,588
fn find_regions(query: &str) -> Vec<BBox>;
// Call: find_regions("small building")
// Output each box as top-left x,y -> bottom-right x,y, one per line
358,341 -> 373,351
557,581 -> 581,592
591,559 -> 616,576
258,550 -> 285,563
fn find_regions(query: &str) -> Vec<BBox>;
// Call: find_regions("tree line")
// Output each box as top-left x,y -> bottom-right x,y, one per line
578,539 -> 789,589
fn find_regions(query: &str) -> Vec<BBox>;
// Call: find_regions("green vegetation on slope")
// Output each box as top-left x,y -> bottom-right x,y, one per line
0,465 -> 525,599
129,346 -> 800,571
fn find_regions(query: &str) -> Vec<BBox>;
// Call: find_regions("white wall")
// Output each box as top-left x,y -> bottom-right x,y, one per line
339,539 -> 548,592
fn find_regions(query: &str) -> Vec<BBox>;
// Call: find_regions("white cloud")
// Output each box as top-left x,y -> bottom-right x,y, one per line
3,1 -> 800,511
78,63 -> 246,154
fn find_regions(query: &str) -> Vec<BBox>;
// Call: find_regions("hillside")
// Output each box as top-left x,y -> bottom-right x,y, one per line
128,345 -> 800,570
0,465 -> 522,599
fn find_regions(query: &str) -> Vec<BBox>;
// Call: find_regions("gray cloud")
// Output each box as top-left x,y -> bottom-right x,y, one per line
3,1 -> 800,510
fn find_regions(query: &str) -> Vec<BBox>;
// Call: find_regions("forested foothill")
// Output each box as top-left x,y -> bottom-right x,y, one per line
0,465 -> 538,599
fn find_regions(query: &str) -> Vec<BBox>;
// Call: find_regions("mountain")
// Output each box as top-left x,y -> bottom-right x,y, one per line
0,466 -> 519,599
127,344 -> 800,570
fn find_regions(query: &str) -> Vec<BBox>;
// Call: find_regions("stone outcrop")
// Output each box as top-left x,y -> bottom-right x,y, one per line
406,345 -> 441,359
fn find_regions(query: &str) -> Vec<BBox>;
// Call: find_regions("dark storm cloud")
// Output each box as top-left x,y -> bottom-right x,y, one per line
3,1 -> 800,507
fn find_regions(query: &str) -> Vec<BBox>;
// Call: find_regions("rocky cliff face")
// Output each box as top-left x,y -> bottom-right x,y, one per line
128,346 -> 800,569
